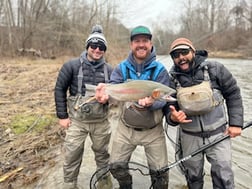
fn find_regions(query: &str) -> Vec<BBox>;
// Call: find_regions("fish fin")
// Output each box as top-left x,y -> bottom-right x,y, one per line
125,79 -> 134,82
152,89 -> 161,99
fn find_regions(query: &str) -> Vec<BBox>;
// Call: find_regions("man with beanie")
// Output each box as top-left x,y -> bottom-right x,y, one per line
163,37 -> 243,189
95,25 -> 170,189
54,25 -> 113,189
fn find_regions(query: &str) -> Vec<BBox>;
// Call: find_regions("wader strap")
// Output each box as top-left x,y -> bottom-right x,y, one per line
78,61 -> 109,94
77,63 -> 83,94
173,65 -> 210,89
104,64 -> 109,83
182,124 -> 226,138
203,65 -> 210,81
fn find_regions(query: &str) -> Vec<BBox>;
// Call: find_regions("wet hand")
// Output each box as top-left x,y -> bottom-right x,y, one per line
138,96 -> 154,107
225,126 -> 242,138
95,83 -> 109,104
169,105 -> 192,123
59,118 -> 71,129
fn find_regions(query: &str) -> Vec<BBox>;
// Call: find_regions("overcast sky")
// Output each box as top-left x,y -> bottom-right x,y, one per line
115,0 -> 184,30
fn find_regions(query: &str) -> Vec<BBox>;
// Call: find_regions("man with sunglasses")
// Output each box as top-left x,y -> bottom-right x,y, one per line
54,25 -> 113,189
164,38 -> 243,189
95,25 -> 170,189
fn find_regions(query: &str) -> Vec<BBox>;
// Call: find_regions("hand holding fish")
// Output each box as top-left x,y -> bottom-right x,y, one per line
95,83 -> 109,104
138,96 -> 155,107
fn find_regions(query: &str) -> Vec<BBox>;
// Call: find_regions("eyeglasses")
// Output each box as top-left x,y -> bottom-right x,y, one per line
171,49 -> 191,59
89,43 -> 106,51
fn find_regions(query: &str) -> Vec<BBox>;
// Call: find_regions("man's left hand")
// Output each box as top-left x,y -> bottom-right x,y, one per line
95,83 -> 109,104
138,96 -> 154,107
225,126 -> 242,138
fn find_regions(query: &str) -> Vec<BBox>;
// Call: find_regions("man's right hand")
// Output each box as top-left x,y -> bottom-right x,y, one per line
169,105 -> 192,123
59,118 -> 71,129
95,83 -> 109,104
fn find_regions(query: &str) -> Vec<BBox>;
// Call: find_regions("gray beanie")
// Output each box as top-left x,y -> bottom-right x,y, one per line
86,25 -> 107,50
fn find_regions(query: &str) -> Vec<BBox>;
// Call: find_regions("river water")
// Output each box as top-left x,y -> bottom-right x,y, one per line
34,57 -> 252,189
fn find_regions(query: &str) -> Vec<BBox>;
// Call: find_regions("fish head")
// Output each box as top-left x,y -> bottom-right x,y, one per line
152,88 -> 177,102
151,87 -> 172,97
161,94 -> 177,102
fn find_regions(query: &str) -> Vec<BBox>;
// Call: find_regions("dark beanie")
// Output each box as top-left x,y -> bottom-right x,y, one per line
86,25 -> 107,50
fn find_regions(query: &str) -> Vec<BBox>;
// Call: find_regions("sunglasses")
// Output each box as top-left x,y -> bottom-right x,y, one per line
171,49 -> 191,59
89,43 -> 106,51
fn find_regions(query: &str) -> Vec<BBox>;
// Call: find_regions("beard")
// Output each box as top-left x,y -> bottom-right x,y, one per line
177,57 -> 195,73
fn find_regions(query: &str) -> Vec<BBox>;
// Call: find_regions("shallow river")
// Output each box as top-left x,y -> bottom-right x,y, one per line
34,57 -> 252,189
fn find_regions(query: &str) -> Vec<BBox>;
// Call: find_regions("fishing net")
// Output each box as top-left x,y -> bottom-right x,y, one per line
89,161 -> 168,189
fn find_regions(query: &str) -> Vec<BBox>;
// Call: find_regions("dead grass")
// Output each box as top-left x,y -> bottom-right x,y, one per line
0,54 -> 124,188
0,56 -> 71,188
0,57 -> 65,126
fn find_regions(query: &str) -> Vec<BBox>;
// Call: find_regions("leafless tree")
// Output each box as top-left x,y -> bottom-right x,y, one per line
0,0 -> 252,57
230,0 -> 252,29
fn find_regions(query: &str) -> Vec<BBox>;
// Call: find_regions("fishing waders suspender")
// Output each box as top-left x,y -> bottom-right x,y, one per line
172,65 -> 211,89
77,61 -> 109,95
74,62 -> 109,110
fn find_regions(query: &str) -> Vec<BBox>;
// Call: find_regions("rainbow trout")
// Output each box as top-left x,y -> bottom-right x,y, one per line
104,80 -> 176,102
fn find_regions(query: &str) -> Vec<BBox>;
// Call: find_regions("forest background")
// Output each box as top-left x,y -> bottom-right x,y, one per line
1,0 -> 252,64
